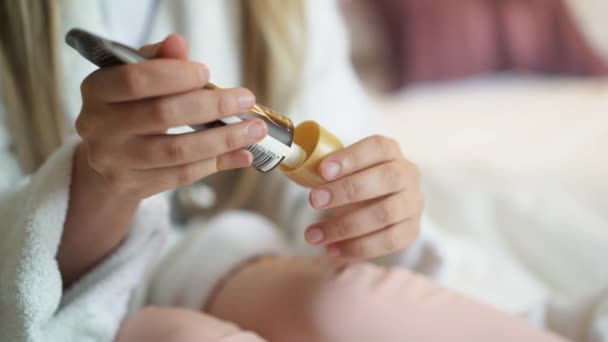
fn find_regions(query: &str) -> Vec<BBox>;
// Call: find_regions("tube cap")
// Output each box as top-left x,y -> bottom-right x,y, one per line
280,121 -> 343,188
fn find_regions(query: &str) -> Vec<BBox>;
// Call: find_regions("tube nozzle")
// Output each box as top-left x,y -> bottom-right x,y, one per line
282,143 -> 307,169
280,121 -> 343,188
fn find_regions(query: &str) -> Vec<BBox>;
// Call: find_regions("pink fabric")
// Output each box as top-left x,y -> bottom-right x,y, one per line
207,258 -> 567,342
115,307 -> 265,342
118,258 -> 567,341
500,0 -> 608,74
368,0 -> 608,89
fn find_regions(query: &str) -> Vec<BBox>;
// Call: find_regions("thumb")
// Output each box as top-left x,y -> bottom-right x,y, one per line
138,33 -> 189,60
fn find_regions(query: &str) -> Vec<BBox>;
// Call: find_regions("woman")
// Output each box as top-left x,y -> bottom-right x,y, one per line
0,1 -> 565,341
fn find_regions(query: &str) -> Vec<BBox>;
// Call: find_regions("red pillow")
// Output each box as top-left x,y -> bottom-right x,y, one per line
369,0 -> 608,90
500,0 -> 608,74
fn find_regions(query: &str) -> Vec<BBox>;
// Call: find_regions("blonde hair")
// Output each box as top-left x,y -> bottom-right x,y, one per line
220,0 -> 306,210
0,0 -> 66,173
0,0 -> 305,176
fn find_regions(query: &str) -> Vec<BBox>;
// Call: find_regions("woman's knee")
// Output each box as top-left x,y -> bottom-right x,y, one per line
208,257 -> 407,342
304,262 -> 401,341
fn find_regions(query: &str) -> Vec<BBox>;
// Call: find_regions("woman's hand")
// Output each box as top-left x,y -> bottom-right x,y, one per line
60,34 -> 266,287
305,135 -> 423,259
75,36 -> 266,200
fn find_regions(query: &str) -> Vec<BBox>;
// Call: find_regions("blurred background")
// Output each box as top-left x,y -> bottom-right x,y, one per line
338,0 -> 607,340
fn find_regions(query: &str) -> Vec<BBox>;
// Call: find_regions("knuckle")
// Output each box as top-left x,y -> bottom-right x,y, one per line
120,68 -> 144,97
333,220 -> 350,240
222,129 -> 242,151
343,147 -> 359,169
217,91 -> 235,116
87,144 -> 113,170
80,76 -> 95,96
381,227 -> 399,254
370,135 -> 400,155
165,140 -> 187,163
151,99 -> 175,127
75,114 -> 94,138
376,198 -> 398,225
384,162 -> 405,187
340,178 -> 360,203
370,134 -> 389,151
176,164 -> 203,187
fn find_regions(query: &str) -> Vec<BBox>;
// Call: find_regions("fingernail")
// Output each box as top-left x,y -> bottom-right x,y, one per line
306,227 -> 325,244
218,150 -> 253,171
311,189 -> 331,208
197,65 -> 209,82
138,42 -> 163,57
238,90 -> 256,111
248,121 -> 267,140
327,246 -> 341,258
322,161 -> 341,181
151,42 -> 163,55
232,150 -> 253,168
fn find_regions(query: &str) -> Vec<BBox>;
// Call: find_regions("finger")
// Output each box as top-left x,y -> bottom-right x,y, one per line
138,41 -> 163,58
328,200 -> 367,217
310,161 -> 413,210
122,119 -> 267,169
306,191 -> 422,245
127,149 -> 253,198
318,135 -> 403,182
107,87 -> 256,135
139,33 -> 189,59
326,218 -> 421,260
82,59 -> 208,102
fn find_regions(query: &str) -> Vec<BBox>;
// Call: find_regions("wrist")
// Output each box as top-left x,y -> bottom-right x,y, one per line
58,143 -> 141,287
74,143 -> 141,206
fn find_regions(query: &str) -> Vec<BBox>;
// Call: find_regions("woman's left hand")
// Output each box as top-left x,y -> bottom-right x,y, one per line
305,135 -> 424,259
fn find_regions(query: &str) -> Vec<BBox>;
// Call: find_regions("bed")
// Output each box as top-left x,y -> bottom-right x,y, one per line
375,75 -> 608,340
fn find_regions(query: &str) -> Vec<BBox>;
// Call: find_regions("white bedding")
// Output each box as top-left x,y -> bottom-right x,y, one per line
375,75 -> 608,341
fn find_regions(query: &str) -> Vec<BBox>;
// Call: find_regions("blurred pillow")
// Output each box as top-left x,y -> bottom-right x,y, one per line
369,0 -> 608,90
500,0 -> 608,74
373,0 -> 500,87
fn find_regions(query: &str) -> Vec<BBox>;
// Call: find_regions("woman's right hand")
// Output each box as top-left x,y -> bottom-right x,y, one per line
59,34 -> 266,287
75,34 -> 267,200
